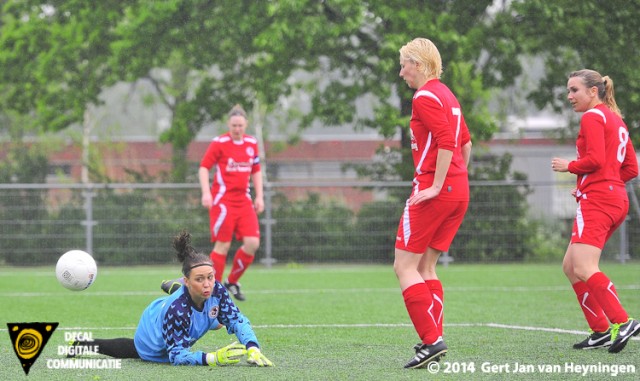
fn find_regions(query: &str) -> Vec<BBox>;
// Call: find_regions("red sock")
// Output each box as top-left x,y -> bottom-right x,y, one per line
426,280 -> 444,336
402,283 -> 439,344
226,248 -> 255,284
572,281 -> 609,332
210,251 -> 226,282
586,272 -> 628,325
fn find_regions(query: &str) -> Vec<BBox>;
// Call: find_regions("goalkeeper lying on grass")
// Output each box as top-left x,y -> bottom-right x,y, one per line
68,230 -> 273,367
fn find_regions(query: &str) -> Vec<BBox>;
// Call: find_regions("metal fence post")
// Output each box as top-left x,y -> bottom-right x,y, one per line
619,216 -> 629,264
439,251 -> 454,267
260,182 -> 277,267
81,185 -> 97,255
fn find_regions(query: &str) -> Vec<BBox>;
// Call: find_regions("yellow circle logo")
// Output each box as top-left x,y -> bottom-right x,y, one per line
15,328 -> 43,360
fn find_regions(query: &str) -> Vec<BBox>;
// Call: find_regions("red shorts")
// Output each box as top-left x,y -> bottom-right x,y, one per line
209,201 -> 260,242
395,198 -> 468,254
571,193 -> 628,249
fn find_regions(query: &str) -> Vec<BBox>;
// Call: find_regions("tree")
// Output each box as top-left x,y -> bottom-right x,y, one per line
0,1 -> 126,183
0,1 -> 123,131
484,0 -> 640,140
1,0 -> 505,182
247,0 -> 500,179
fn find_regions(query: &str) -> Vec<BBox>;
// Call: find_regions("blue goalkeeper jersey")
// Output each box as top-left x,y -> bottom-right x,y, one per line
133,281 -> 259,365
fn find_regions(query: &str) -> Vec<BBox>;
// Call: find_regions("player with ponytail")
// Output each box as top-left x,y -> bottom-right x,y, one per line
68,230 -> 273,367
551,69 -> 639,353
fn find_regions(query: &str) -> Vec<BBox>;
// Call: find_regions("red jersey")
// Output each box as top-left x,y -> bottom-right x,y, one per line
200,133 -> 261,205
568,104 -> 638,197
410,79 -> 471,201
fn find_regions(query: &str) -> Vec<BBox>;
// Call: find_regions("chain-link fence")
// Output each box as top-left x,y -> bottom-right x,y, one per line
0,181 -> 637,266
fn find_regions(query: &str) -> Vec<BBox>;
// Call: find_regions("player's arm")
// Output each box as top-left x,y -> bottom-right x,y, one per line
198,166 -> 213,208
620,133 -> 639,182
251,170 -> 264,214
214,283 -> 260,347
461,140 -> 472,168
432,148 -> 454,192
408,148 -> 452,206
164,308 -> 207,365
199,141 -> 220,208
409,97 -> 454,204
459,116 -> 472,168
568,118 -> 605,174
212,284 -> 273,366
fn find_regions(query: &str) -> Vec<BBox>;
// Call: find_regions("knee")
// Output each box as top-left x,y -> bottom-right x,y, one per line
421,269 -> 438,280
393,261 -> 401,278
566,262 -> 597,282
393,257 -> 411,280
572,267 -> 594,283
214,241 -> 232,254
242,238 -> 260,253
561,260 -> 573,278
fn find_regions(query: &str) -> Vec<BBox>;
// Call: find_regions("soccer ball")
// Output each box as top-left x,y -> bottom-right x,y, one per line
55,250 -> 98,291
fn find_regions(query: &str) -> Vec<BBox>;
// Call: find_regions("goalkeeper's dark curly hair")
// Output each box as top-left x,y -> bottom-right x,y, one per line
173,230 -> 212,277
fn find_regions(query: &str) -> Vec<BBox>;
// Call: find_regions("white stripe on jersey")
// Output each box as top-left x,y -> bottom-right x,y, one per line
412,90 -> 440,176
584,108 -> 606,124
415,132 -> 431,175
402,200 -> 411,247
213,164 -> 226,205
213,134 -> 257,144
243,136 -> 258,144
213,203 -> 227,236
576,108 -> 607,193
414,90 -> 444,107
579,173 -> 588,189
576,201 -> 584,238
576,109 -> 604,192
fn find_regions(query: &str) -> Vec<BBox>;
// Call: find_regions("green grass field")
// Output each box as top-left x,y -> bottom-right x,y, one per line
1,262 -> 639,381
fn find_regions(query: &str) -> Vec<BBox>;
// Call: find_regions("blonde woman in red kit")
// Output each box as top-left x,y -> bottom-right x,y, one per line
395,38 -> 472,369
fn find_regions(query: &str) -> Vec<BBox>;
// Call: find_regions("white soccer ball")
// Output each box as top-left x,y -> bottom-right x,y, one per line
55,250 -> 98,291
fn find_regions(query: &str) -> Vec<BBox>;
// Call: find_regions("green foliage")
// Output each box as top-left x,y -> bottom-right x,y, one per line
0,1 -> 123,131
452,153 -> 558,262
89,188 -> 209,265
1,187 -> 209,266
351,200 -> 404,262
269,192 -> 355,262
486,0 -> 640,140
0,129 -> 52,265
0,0 -> 505,182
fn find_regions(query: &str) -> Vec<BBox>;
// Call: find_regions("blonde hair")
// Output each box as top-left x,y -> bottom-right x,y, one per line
228,104 -> 248,120
569,69 -> 622,117
399,38 -> 443,79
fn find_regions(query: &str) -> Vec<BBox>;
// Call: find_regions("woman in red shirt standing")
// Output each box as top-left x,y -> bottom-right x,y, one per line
163,105 -> 263,302
552,69 -> 639,353
395,38 -> 472,369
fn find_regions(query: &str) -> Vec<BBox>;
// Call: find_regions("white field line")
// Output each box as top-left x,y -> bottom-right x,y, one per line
0,322 -> 637,341
2,284 -> 640,297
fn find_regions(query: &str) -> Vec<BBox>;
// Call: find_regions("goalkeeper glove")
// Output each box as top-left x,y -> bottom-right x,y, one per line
206,342 -> 247,367
247,347 -> 274,367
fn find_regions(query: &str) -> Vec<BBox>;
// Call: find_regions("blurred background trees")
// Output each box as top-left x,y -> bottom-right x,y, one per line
1,1 -> 638,264
2,1 -> 639,182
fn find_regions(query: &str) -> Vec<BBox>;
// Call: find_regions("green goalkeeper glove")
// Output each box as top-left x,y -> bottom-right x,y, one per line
247,347 -> 274,367
206,342 -> 247,367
